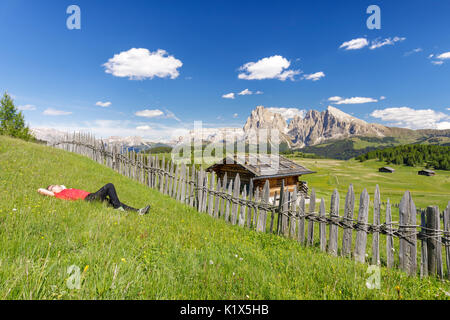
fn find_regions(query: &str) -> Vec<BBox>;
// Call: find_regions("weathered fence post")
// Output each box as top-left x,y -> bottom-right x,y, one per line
231,174 -> 241,225
159,157 -> 165,194
197,170 -> 204,212
184,166 -> 190,205
297,195 -> 306,244
270,190 -> 279,234
420,209 -> 428,278
164,160 -> 170,195
208,172 -> 215,216
247,180 -> 254,228
253,187 -> 260,230
190,166 -> 196,207
280,181 -> 289,236
307,189 -> 316,246
214,178 -> 221,218
225,179 -> 232,222
319,198 -> 327,252
220,173 -> 228,218
180,164 -> 186,204
154,155 -> 159,189
201,172 -> 208,212
386,199 -> 394,269
289,187 -> 298,239
399,191 -> 417,276
328,189 -> 339,256
168,161 -> 174,197
426,205 -> 443,278
342,184 -> 355,257
239,188 -> 247,227
372,185 -> 381,266
354,189 -> 370,263
444,202 -> 450,280
256,180 -> 270,233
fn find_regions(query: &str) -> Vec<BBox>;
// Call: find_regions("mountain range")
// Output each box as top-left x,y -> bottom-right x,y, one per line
242,105 -> 450,148
31,106 -> 450,158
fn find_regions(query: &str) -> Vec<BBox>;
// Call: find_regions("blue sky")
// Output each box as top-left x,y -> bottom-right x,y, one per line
1,0 -> 449,141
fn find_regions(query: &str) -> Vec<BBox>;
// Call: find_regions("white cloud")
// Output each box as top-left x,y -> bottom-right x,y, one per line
222,93 -> 235,99
370,36 -> 406,50
371,107 -> 450,129
165,109 -> 181,122
430,51 -> 450,65
380,96 -> 386,100
437,52 -> 450,60
267,107 -> 306,119
447,108 -> 450,111
436,122 -> 450,130
136,125 -> 151,130
43,108 -> 72,116
238,55 -> 300,81
233,113 -> 238,118
255,90 -> 264,95
135,109 -> 164,118
18,104 -> 36,111
329,96 -> 378,105
135,108 -> 181,122
404,48 -> 423,56
238,89 -> 252,95
339,38 -> 369,50
328,96 -> 343,102
96,101 -> 112,108
103,48 -> 182,80
302,71 -> 325,81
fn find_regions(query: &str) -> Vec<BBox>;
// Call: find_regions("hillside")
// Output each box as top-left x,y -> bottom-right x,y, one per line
294,134 -> 450,160
0,135 -> 449,299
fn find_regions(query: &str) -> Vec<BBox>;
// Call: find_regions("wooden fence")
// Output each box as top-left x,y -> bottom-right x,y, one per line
51,133 -> 450,280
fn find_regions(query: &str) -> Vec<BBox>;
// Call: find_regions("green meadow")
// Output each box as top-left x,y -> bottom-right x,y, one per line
0,135 -> 449,300
289,157 -> 450,211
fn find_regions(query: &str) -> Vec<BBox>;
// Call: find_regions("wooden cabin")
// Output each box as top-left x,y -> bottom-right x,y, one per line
206,154 -> 315,197
418,169 -> 435,176
379,166 -> 395,173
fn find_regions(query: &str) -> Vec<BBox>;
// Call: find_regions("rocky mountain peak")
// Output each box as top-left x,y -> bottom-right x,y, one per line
243,105 -> 288,133
243,105 -> 388,148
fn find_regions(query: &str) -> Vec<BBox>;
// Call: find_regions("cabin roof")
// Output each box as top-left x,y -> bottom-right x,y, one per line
380,166 -> 395,171
206,154 -> 315,180
419,169 -> 435,174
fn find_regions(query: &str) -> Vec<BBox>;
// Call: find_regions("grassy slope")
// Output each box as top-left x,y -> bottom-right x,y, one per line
292,157 -> 450,210
0,136 -> 449,300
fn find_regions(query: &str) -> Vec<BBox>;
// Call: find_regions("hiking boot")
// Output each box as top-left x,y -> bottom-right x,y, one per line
138,205 -> 151,216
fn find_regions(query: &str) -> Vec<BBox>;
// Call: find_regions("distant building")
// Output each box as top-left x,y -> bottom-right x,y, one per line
206,154 -> 315,197
418,169 -> 436,176
379,166 -> 395,173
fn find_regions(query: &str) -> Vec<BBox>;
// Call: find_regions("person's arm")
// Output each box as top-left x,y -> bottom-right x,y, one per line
38,188 -> 55,197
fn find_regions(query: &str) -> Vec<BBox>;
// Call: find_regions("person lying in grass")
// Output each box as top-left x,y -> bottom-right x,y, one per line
37,183 -> 151,215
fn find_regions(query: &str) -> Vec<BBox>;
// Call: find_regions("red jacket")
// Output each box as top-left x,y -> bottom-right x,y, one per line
54,188 -> 90,200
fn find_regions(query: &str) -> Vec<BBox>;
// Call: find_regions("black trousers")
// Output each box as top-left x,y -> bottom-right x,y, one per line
84,183 -> 138,212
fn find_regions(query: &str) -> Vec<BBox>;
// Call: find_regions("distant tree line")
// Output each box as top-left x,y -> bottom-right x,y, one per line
356,144 -> 450,170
